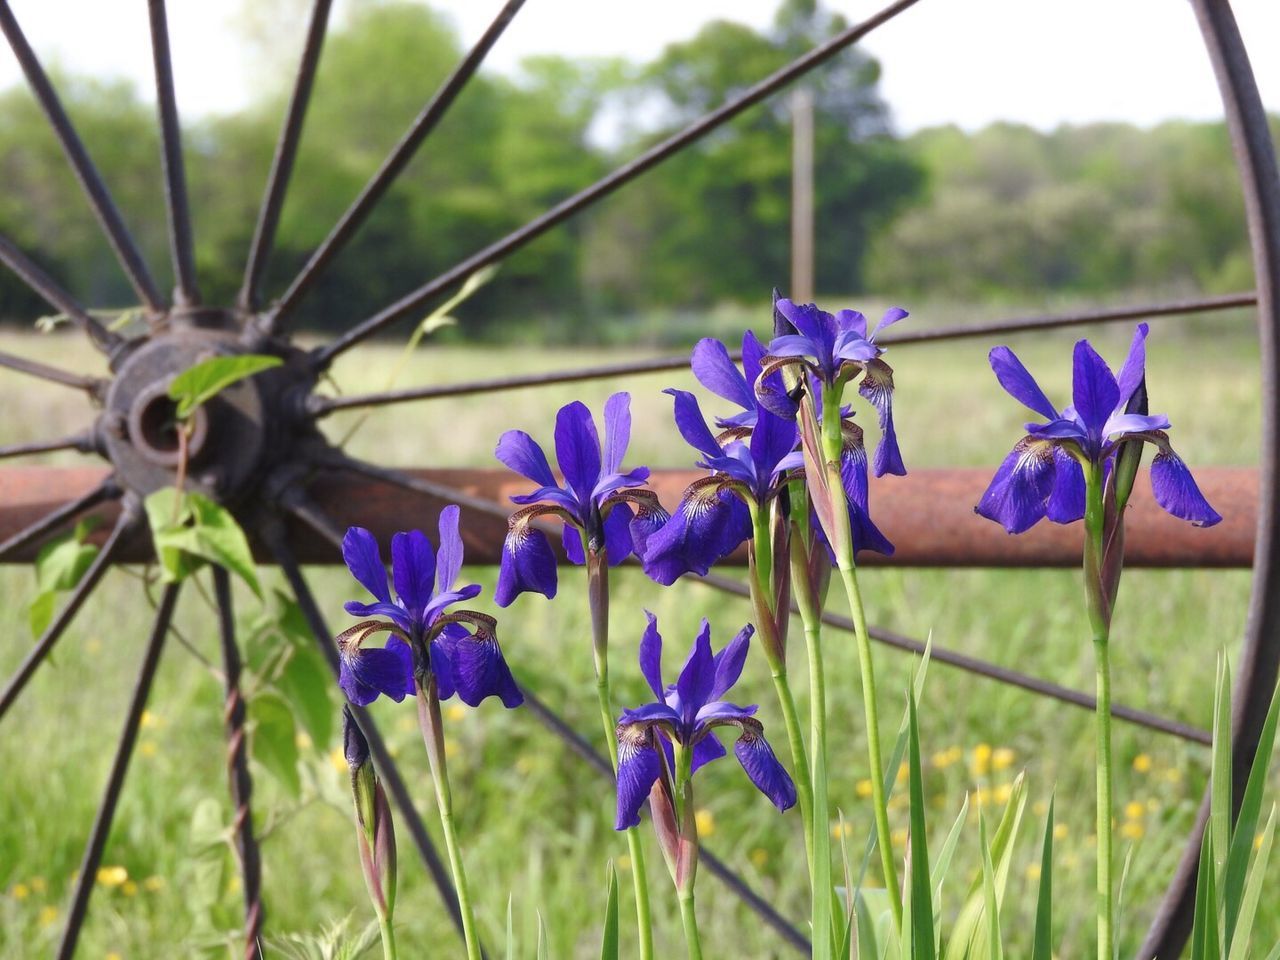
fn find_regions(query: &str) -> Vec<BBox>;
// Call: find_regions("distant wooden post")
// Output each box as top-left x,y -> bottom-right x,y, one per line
791,87 -> 815,302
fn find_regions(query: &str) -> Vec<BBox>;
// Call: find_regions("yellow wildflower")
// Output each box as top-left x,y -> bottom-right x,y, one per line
30,877 -> 45,893
1124,801 -> 1146,821
38,906 -> 58,927
1053,823 -> 1069,840
993,783 -> 1013,805
143,876 -> 165,893
695,809 -> 716,837
992,747 -> 1015,771
122,880 -> 138,897
294,731 -> 312,751
447,704 -> 468,723
616,855 -> 631,872
139,741 -> 158,758
1121,821 -> 1145,840
1132,753 -> 1153,773
96,866 -> 128,887
971,743 -> 992,777
328,747 -> 346,773
396,715 -> 415,733
750,848 -> 769,868
855,779 -> 873,798
1025,863 -> 1041,880
10,883 -> 29,900
830,821 -> 855,840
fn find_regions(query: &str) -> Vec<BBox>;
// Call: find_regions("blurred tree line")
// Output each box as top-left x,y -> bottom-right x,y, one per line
0,0 -> 1263,341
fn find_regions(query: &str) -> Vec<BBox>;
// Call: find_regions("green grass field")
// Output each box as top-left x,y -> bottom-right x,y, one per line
0,305 -> 1274,958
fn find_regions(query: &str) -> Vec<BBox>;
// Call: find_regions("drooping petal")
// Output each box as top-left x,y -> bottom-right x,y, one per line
859,358 -> 906,477
975,437 -> 1058,534
1115,322 -> 1150,410
1150,447 -> 1222,527
691,732 -> 727,772
390,529 -> 435,620
740,330 -> 768,390
435,504 -> 464,594
495,429 -> 558,487
694,700 -> 759,726
615,726 -> 662,830
750,408 -> 800,485
429,625 -> 463,702
601,502 -> 635,565
601,392 -> 632,476
988,346 -> 1059,421
561,524 -> 586,565
674,620 -> 716,722
1044,448 -> 1086,524
1103,411 -> 1171,440
339,638 -> 414,706
733,722 -> 797,812
494,521 -> 557,607
639,610 -> 665,699
709,623 -> 751,700
692,338 -> 755,412
449,631 -> 524,708
838,441 -> 895,556
626,495 -> 670,558
664,388 -> 722,459
554,400 -> 603,507
1071,340 -> 1121,438
342,527 -> 391,603
640,484 -> 752,585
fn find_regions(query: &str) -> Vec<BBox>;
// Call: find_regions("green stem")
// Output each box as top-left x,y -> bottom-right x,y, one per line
1083,462 -> 1113,960
747,507 -> 816,887
378,916 -> 398,960
586,547 -> 654,960
678,892 -> 704,960
417,683 -> 483,960
817,387 -> 901,931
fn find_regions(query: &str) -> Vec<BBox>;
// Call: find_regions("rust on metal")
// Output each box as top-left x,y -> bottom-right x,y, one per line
0,465 -> 1256,567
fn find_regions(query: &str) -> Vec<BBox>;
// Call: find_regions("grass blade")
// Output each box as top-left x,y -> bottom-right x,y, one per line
506,894 -> 515,960
1114,846 -> 1136,960
929,795 -> 969,925
1031,796 -> 1054,960
1211,656 -> 1233,917
815,706 -> 836,960
537,911 -> 550,960
979,811 -> 1004,960
1227,804 -> 1277,960
1225,674 -> 1280,952
600,862 -> 619,960
907,690 -> 936,960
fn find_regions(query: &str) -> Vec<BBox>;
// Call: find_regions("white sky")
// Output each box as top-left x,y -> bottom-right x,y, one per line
1,0 -> 1277,133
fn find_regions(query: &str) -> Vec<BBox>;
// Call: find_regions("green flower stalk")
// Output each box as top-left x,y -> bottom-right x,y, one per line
343,706 -> 398,960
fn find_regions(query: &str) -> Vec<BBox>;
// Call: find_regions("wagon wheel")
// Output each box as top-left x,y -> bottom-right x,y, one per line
0,0 -> 1273,957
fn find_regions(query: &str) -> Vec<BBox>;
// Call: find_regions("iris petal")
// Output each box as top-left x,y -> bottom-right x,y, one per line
449,632 -> 523,708
615,730 -> 662,830
740,330 -> 768,392
1044,449 -> 1086,524
495,429 -> 557,487
664,388 -> 722,459
339,638 -> 414,706
871,306 -> 909,338
495,526 -> 558,606
1115,322 -> 1150,410
435,504 -> 464,594
859,358 -> 906,477
390,529 -> 435,620
975,438 -> 1057,534
601,503 -> 635,565
734,726 -> 797,812
640,486 -> 751,585
1071,340 -> 1120,438
601,392 -> 632,476
709,624 -> 751,700
342,527 -> 390,603
692,733 -> 726,772
639,610 -> 664,699
1151,449 -> 1222,527
989,346 -> 1059,420
692,338 -> 755,412
674,620 -> 716,723
554,400 -> 603,506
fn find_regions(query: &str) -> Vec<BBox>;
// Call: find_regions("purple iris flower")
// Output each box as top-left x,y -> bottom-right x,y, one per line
614,613 -> 796,830
494,392 -> 666,606
761,300 -> 908,477
976,323 -> 1221,534
338,506 -> 523,709
643,331 -> 891,584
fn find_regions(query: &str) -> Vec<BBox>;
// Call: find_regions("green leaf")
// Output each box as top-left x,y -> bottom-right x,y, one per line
1192,825 -> 1222,960
1224,671 -> 1280,952
250,691 -> 301,797
506,895 -> 515,960
27,590 -> 56,639
1227,804 -> 1275,960
28,522 -> 100,637
1115,846 -> 1136,960
929,795 -> 969,934
599,862 -> 619,960
536,912 -> 549,960
1031,796 -> 1055,960
906,690 -> 935,960
978,812 -> 1004,960
145,489 -> 261,597
168,354 -> 282,420
277,644 -> 334,748
813,710 -> 835,960
1212,655 -> 1233,914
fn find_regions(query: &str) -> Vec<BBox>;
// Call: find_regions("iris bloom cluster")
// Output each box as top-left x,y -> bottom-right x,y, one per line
495,392 -> 667,605
976,323 -> 1221,533
614,613 -> 796,831
337,505 -> 522,709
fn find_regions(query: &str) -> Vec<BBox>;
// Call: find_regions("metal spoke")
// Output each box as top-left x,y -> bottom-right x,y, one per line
259,516 -> 472,949
213,567 -> 264,960
238,0 -> 334,314
0,1 -> 164,313
56,582 -> 178,960
0,233 -> 122,356
309,290 -> 1256,416
0,477 -> 119,562
0,505 -> 137,721
266,0 -> 527,334
697,571 -> 1211,745
278,485 -> 809,952
0,350 -> 102,394
518,690 -> 810,952
310,0 -> 922,367
147,0 -> 200,305
0,430 -> 95,460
